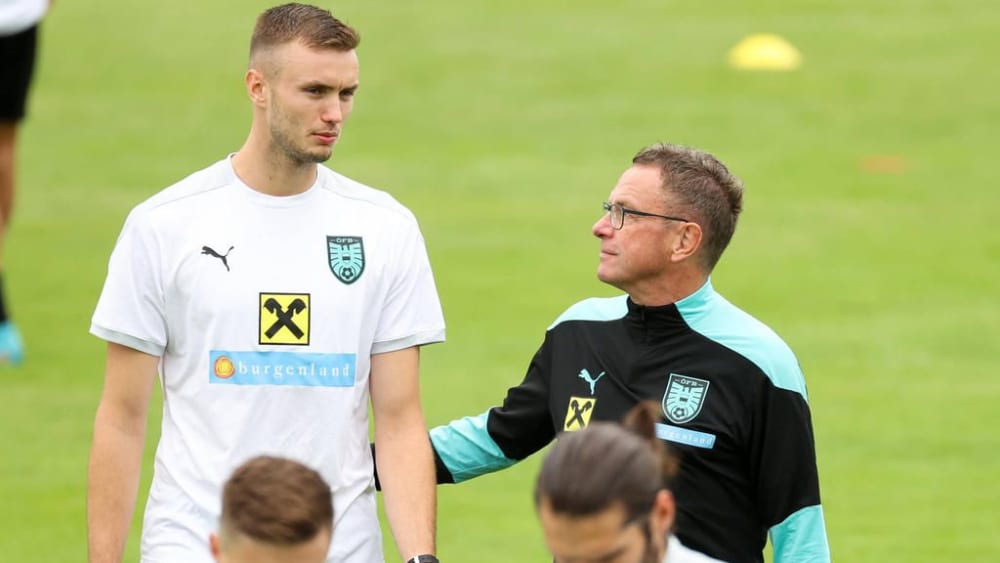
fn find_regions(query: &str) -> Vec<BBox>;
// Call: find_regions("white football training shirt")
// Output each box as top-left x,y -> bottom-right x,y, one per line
92,157 -> 446,562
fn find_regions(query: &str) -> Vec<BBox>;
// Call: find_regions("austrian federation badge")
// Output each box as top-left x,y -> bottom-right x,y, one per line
662,373 -> 710,424
327,236 -> 365,285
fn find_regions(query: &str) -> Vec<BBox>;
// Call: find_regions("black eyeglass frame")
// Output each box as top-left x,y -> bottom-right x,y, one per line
602,201 -> 690,230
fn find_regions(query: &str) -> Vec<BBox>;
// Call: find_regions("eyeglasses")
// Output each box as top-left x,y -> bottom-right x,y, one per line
602,201 -> 689,231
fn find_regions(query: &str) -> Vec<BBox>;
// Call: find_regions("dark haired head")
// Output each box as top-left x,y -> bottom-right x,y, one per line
535,401 -> 678,522
218,455 -> 333,546
631,143 -> 744,271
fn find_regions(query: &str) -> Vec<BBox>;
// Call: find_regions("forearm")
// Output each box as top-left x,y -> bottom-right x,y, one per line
376,419 -> 436,559
429,411 -> 518,483
87,408 -> 147,563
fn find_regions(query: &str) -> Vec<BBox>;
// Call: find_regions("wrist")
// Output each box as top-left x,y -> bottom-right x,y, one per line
406,555 -> 439,563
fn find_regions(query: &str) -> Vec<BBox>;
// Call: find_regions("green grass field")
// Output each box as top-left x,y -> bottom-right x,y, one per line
2,0 -> 998,560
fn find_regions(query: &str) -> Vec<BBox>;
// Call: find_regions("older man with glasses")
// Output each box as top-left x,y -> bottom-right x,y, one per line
374,142 -> 831,562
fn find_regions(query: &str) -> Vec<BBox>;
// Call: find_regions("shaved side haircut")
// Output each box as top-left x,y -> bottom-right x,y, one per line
218,455 -> 333,548
249,3 -> 360,74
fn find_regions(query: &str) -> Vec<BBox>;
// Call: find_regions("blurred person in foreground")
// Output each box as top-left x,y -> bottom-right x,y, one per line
378,142 -> 830,562
211,456 -> 333,563
87,4 -> 443,562
0,0 -> 51,363
536,402 -> 722,563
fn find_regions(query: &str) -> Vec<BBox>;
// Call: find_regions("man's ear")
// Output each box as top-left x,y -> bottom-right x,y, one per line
209,532 -> 223,561
651,489 -> 676,536
670,221 -> 702,263
245,68 -> 268,108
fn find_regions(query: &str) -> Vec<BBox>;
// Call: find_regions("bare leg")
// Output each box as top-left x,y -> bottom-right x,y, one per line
0,121 -> 20,364
0,24 -> 34,365
0,122 -> 13,267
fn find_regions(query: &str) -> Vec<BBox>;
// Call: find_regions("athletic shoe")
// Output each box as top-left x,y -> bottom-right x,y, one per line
0,322 -> 24,365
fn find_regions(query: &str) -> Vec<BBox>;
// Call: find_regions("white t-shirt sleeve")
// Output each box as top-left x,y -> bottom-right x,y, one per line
90,209 -> 168,357
0,0 -> 48,35
371,219 -> 445,354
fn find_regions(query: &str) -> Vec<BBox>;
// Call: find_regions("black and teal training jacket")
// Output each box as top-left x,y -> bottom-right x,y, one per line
427,279 -> 830,563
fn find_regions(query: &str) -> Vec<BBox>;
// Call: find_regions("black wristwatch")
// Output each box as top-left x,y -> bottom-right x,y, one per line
406,556 -> 439,563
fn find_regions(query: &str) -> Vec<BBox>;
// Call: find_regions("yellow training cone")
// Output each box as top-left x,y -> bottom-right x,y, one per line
728,33 -> 802,71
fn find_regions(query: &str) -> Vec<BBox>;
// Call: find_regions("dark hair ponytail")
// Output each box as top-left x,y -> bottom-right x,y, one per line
622,401 -> 680,484
535,401 -> 677,522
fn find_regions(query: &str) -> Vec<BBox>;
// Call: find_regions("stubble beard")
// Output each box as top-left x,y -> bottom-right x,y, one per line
269,101 -> 333,166
271,123 -> 332,165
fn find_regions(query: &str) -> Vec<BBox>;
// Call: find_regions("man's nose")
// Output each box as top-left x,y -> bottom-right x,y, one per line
322,102 -> 343,124
592,212 -> 613,237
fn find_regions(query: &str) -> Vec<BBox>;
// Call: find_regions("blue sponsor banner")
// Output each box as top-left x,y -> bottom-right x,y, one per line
655,422 -> 717,449
209,350 -> 357,387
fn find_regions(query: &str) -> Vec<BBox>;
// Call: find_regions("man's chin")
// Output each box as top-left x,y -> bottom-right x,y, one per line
278,145 -> 333,166
307,147 -> 334,163
596,270 -> 628,293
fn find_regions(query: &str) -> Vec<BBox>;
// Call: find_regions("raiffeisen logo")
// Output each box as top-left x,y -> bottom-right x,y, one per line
209,351 -> 356,387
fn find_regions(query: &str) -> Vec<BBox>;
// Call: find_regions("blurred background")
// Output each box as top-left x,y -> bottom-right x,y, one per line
2,0 -> 997,560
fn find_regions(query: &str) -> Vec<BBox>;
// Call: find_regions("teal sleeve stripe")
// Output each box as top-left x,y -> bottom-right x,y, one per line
429,412 -> 516,483
548,295 -> 628,330
678,280 -> 809,400
769,505 -> 831,563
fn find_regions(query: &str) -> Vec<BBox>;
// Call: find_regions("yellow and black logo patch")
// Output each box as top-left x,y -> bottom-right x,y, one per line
259,293 -> 310,345
563,396 -> 596,431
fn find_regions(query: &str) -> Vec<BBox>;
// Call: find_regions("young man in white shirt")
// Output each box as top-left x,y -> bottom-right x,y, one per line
87,4 -> 443,562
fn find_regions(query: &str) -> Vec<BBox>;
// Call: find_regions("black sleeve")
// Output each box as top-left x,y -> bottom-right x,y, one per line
425,335 -> 557,483
751,381 -> 830,561
373,334 -> 557,486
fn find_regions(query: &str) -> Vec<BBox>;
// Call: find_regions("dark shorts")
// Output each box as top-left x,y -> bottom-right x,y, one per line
0,25 -> 39,123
